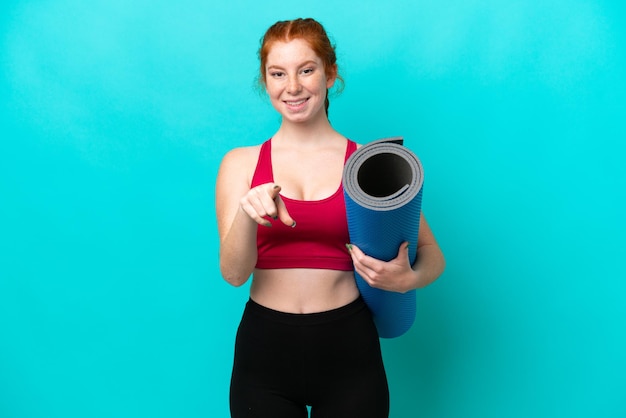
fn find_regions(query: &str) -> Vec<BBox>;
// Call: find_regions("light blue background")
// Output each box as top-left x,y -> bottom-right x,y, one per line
1,1 -> 625,417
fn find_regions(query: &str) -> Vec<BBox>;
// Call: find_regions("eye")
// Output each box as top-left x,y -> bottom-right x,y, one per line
269,71 -> 285,78
301,68 -> 314,75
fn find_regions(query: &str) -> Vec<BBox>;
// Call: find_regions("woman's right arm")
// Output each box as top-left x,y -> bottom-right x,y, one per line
215,147 -> 293,286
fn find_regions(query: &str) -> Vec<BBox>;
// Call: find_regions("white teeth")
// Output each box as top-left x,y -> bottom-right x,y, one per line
286,99 -> 306,105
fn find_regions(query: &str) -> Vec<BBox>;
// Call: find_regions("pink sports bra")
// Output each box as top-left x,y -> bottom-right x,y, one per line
251,138 -> 357,271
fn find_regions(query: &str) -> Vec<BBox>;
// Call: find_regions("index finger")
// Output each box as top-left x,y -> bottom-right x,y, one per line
273,193 -> 296,228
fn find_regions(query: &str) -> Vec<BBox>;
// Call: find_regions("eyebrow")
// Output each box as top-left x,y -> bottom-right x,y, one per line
267,60 -> 319,71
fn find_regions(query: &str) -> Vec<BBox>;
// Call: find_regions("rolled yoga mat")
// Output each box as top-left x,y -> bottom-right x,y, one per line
343,137 -> 424,338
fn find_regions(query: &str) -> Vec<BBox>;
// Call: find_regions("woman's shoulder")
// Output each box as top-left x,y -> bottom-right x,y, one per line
220,144 -> 263,167
217,144 -> 264,188
341,135 -> 361,148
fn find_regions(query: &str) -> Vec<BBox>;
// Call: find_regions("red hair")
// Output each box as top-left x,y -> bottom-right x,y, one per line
258,18 -> 344,115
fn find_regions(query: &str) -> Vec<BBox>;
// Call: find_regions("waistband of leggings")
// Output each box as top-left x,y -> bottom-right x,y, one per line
245,295 -> 368,326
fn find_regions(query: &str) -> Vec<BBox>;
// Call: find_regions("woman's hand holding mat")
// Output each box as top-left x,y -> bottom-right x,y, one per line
347,241 -> 416,294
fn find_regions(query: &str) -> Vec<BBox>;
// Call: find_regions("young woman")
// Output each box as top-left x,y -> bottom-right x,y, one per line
216,18 -> 445,418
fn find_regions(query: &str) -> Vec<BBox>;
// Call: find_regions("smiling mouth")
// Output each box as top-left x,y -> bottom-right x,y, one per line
284,98 -> 308,106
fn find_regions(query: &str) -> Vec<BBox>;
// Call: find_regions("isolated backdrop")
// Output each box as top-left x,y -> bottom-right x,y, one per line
1,1 -> 625,417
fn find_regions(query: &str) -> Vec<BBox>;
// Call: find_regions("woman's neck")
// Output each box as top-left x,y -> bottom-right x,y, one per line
274,116 -> 339,146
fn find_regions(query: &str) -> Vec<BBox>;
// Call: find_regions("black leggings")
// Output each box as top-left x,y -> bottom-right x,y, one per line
230,296 -> 389,418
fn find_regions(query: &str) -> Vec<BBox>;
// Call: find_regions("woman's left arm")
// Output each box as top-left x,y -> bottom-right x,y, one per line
347,214 -> 445,293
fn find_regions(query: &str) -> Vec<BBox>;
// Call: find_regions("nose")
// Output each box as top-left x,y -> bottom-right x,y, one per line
287,76 -> 301,94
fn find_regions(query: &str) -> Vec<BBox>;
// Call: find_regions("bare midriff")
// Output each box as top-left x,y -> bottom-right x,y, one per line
250,269 -> 359,314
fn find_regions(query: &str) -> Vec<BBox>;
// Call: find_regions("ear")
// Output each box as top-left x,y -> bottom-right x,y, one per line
326,64 -> 338,89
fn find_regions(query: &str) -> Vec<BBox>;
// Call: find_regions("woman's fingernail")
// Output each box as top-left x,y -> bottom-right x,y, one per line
345,243 -> 353,251
291,221 -> 297,228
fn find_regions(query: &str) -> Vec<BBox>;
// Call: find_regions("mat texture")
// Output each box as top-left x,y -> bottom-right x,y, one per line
343,137 -> 424,338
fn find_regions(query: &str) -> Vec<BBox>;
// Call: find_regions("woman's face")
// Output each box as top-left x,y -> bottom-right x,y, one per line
264,38 -> 336,124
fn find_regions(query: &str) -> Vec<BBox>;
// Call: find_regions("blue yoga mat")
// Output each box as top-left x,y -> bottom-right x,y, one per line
343,137 -> 424,338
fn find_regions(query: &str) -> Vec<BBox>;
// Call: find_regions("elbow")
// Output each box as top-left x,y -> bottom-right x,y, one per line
435,246 -> 446,274
218,246 -> 257,287
224,276 -> 249,287
437,250 -> 446,278
220,261 -> 253,287
223,274 -> 250,287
